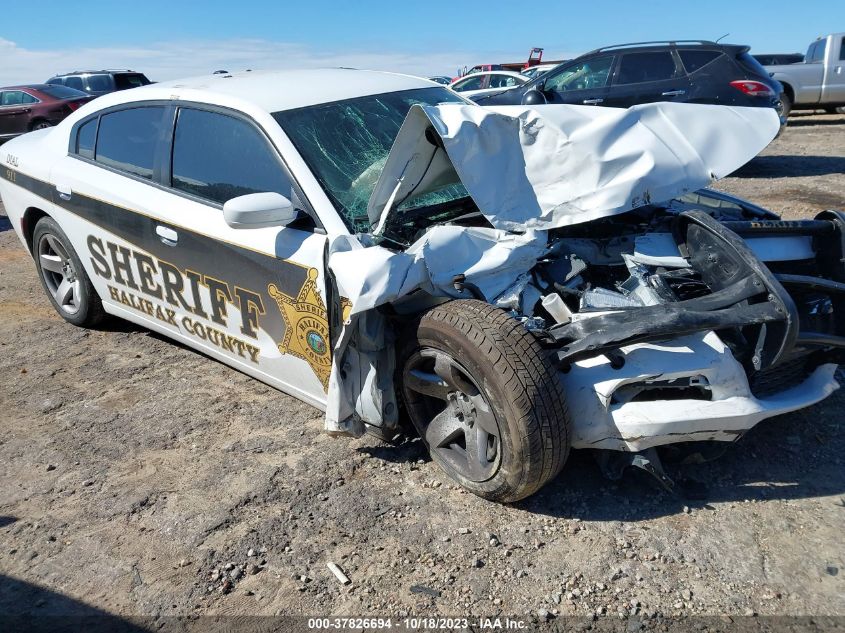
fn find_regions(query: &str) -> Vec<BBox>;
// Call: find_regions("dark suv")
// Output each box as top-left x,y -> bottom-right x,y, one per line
474,41 -> 782,117
45,70 -> 151,97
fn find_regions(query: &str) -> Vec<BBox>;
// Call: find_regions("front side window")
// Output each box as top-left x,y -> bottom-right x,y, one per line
95,107 -> 164,180
274,87 -> 466,233
171,108 -> 291,205
616,51 -> 677,84
544,56 -> 614,92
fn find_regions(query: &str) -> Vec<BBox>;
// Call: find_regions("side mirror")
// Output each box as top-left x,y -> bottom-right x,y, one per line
521,88 -> 548,106
223,192 -> 298,229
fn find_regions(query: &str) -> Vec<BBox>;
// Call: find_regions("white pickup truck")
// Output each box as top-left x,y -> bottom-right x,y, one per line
765,33 -> 845,116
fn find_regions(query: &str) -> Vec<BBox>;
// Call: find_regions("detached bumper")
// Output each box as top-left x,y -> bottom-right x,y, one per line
562,331 -> 839,451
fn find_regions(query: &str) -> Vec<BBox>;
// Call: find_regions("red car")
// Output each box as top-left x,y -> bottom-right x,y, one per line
0,84 -> 92,142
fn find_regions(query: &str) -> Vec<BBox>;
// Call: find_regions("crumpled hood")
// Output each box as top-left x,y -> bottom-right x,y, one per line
367,102 -> 780,233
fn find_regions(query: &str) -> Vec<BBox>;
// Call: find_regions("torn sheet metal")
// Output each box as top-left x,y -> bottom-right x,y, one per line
368,102 -> 780,232
324,226 -> 546,434
326,101 -> 780,436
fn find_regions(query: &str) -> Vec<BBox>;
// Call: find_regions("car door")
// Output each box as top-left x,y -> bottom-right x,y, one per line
50,103 -> 333,407
0,91 -> 32,136
539,55 -> 615,106
822,35 -> 845,103
603,49 -> 689,108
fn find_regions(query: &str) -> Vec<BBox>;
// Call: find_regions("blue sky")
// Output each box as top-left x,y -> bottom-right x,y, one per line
1,1 -> 842,85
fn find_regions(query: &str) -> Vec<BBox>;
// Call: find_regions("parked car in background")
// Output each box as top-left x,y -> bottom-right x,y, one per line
753,53 -> 804,66
474,41 -> 783,121
520,63 -> 559,80
45,70 -> 151,97
0,84 -> 92,142
427,76 -> 452,85
765,33 -> 845,116
449,71 -> 528,99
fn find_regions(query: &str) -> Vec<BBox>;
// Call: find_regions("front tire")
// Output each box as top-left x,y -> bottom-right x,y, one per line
399,300 -> 570,502
32,216 -> 105,327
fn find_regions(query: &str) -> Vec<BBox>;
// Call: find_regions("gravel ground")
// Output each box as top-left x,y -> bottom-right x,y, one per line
1,112 -> 844,629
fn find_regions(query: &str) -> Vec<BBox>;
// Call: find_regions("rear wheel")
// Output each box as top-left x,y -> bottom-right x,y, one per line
30,119 -> 52,131
33,216 -> 105,327
779,92 -> 792,121
399,300 -> 570,502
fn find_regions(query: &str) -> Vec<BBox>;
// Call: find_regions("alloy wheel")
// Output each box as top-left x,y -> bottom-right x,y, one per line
37,233 -> 81,316
403,348 -> 502,482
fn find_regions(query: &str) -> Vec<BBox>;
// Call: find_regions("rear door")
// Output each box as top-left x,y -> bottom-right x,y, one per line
541,54 -> 615,105
51,102 -> 333,407
0,91 -> 33,136
603,49 -> 688,107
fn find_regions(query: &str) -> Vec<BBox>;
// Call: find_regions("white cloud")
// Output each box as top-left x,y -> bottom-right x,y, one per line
0,37 -> 579,86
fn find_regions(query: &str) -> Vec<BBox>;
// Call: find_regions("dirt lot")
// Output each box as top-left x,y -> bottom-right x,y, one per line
1,112 -> 844,629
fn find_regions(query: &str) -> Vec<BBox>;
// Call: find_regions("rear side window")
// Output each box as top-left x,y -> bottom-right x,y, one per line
114,74 -> 150,90
64,76 -> 84,91
1,91 -> 32,106
806,40 -> 826,63
616,51 -> 677,84
39,85 -> 89,99
76,118 -> 97,159
95,107 -> 164,180
171,108 -> 291,205
679,50 -> 722,73
735,52 -> 771,77
452,75 -> 484,91
47,77 -> 64,86
86,75 -> 114,92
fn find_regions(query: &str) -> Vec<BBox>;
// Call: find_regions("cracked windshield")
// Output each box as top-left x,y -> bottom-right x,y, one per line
275,87 -> 470,237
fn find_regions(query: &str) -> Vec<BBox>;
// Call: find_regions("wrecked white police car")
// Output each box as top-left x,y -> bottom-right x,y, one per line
2,70 -> 842,502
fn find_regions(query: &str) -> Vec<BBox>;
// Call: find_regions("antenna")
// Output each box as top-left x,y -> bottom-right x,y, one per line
716,33 -> 730,43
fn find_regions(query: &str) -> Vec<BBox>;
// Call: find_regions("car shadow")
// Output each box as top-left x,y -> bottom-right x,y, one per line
787,117 -> 845,128
516,388 -> 845,519
732,155 -> 845,178
364,386 -> 845,519
0,574 -> 150,632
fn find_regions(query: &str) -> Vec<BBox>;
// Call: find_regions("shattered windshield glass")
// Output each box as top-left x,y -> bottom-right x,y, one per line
274,87 -> 468,233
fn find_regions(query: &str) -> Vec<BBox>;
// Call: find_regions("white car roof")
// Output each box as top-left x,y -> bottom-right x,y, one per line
104,69 -> 440,113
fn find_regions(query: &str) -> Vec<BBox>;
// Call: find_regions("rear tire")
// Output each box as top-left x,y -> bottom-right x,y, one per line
779,93 -> 792,121
399,300 -> 570,502
32,216 -> 105,327
30,119 -> 52,131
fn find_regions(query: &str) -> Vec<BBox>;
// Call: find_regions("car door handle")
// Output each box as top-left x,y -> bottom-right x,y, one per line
55,184 -> 72,201
661,90 -> 686,96
582,98 -> 604,105
155,225 -> 178,245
